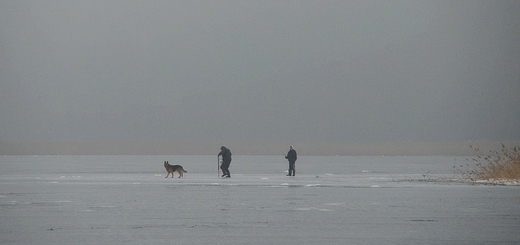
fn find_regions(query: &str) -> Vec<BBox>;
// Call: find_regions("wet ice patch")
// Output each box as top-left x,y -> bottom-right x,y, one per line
296,207 -> 312,211
304,184 -> 321,187
369,177 -> 386,180
79,206 -> 115,212
295,207 -> 333,212
324,203 -> 344,206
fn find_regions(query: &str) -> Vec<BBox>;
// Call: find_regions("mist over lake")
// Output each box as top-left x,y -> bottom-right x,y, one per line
1,1 -> 519,154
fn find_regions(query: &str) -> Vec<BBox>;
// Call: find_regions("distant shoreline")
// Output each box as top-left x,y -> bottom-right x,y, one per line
1,141 -> 518,156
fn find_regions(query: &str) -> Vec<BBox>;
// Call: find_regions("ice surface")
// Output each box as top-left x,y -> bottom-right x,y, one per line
1,155 -> 519,245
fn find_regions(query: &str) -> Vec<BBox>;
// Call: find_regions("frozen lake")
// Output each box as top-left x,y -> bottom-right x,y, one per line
1,155 -> 519,244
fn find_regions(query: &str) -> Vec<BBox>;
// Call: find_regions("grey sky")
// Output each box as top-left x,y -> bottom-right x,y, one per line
1,1 -> 519,151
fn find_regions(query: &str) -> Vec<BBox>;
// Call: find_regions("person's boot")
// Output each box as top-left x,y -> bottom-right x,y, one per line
292,170 -> 295,176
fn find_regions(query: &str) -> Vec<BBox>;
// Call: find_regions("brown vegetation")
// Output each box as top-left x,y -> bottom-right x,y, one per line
454,144 -> 520,185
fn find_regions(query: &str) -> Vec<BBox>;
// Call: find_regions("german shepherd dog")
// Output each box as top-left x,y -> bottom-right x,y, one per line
164,161 -> 187,178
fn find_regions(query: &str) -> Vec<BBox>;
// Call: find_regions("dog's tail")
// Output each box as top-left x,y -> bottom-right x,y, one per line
181,168 -> 187,173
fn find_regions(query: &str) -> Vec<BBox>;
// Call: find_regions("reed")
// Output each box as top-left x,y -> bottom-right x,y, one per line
454,144 -> 520,185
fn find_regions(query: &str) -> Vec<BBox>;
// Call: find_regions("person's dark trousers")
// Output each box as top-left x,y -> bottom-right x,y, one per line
288,161 -> 295,176
221,161 -> 231,177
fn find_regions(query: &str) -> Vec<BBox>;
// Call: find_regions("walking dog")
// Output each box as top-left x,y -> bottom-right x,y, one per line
163,161 -> 187,178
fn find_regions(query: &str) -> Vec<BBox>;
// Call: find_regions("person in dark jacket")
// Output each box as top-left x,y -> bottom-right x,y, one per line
285,145 -> 297,176
218,146 -> 232,178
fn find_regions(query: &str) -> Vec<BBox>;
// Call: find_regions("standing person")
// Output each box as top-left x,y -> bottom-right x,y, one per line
218,146 -> 232,178
285,145 -> 297,176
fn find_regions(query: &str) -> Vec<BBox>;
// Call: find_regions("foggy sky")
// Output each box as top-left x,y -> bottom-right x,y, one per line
1,1 -> 519,151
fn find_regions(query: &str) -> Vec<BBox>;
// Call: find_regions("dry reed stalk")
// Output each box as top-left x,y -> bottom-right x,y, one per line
454,144 -> 520,184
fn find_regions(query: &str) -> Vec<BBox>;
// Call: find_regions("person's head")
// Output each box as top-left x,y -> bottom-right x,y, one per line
290,145 -> 293,150
221,146 -> 226,150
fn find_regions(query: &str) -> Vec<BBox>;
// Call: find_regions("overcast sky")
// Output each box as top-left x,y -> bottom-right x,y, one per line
1,0 -> 519,148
